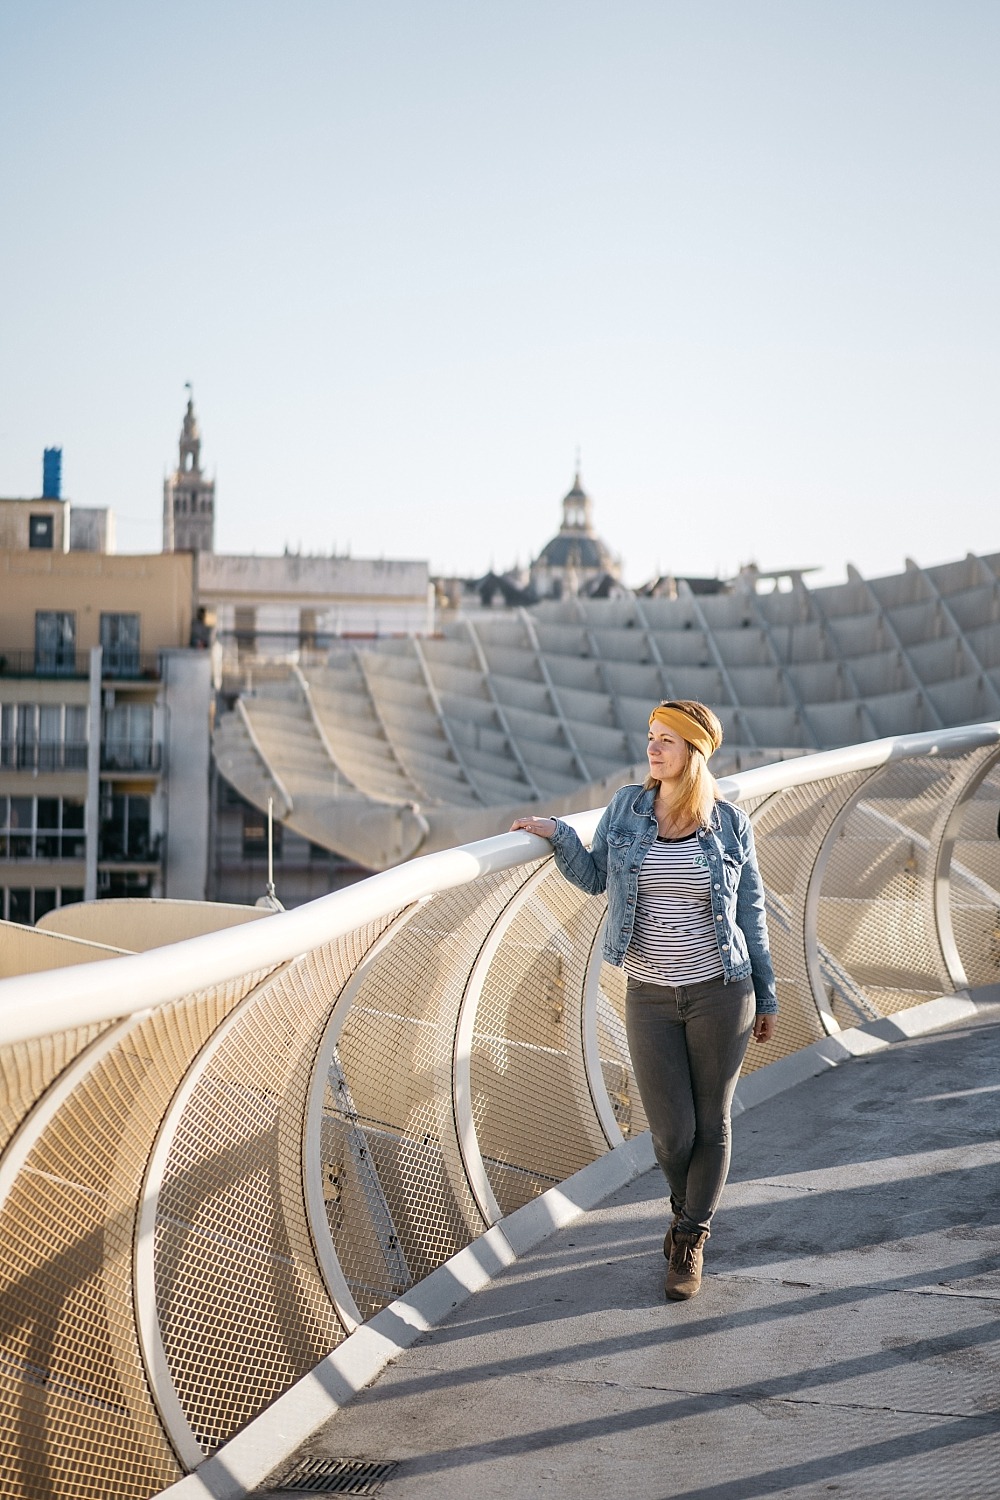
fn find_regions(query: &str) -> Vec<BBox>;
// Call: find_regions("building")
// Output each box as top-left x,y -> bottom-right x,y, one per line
158,395 -> 433,672
0,547 -> 212,921
529,470 -> 622,600
0,450 -> 116,556
163,391 -> 216,554
198,552 -> 434,673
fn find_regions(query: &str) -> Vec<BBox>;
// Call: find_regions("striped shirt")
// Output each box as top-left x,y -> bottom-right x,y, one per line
623,834 -> 724,986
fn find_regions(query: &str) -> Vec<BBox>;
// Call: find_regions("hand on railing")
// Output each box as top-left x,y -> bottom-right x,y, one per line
510,816 -> 557,840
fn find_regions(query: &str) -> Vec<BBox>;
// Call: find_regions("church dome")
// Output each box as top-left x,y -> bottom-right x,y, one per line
530,470 -> 621,595
535,531 -> 615,570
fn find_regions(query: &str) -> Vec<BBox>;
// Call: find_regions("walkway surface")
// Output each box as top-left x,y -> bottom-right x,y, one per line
260,1008 -> 1000,1500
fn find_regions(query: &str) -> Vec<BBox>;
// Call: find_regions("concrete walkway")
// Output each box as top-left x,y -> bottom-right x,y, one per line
261,1008 -> 1000,1499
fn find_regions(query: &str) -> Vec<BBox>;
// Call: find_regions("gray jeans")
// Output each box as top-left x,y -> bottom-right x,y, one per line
625,973 -> 756,1235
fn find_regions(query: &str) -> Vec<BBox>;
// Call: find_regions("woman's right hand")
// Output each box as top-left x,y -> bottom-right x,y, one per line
510,816 -> 557,840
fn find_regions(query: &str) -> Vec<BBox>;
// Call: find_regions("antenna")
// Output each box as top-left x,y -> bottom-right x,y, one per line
255,795 -> 285,911
267,796 -> 275,900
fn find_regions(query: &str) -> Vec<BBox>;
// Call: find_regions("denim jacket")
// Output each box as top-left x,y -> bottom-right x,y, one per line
549,785 -> 778,1014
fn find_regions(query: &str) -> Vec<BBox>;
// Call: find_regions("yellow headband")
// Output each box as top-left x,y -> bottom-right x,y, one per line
648,706 -> 716,759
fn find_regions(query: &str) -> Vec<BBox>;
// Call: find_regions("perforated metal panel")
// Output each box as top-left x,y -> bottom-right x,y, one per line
816,758 -> 962,1013
0,1024 -> 113,1155
0,973 -> 271,1500
748,774 -> 874,1057
595,960 -> 647,1137
318,878 -> 520,1320
944,758 -> 1000,985
468,865 -> 610,1214
153,924 -> 394,1453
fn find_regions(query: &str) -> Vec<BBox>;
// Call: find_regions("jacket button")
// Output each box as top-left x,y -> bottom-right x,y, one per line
716,914 -> 723,921
722,943 -> 729,950
714,883 -> 720,890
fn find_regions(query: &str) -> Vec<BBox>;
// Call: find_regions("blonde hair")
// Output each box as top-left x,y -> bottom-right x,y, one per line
643,699 -> 723,827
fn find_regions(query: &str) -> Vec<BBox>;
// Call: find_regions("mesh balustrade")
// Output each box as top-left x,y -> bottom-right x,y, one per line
0,725 -> 999,1499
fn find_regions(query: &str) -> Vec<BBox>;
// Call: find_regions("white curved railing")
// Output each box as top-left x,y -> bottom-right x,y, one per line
2,723 -> 1000,1499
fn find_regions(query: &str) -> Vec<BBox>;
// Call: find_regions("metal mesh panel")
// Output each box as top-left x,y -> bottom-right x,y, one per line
469,868 -> 611,1215
595,960 -> 647,1138
0,1025 -> 114,1156
816,758 -> 962,1014
319,878 -> 527,1321
746,777 -> 874,1059
154,923 -> 394,1454
0,973 -> 268,1500
949,758 -> 1000,987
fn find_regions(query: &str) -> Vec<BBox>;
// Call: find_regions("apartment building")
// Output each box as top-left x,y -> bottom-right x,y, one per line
0,546 -> 212,921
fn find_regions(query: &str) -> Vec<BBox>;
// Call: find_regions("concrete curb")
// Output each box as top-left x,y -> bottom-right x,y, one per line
157,989 -> 991,1500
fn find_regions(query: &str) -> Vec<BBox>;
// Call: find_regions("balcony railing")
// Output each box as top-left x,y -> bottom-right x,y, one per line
100,740 -> 162,772
96,831 -> 162,864
0,649 -> 90,679
0,650 -> 164,680
0,741 -> 89,771
101,652 -> 162,681
0,831 -> 86,860
1,722 -> 1000,1500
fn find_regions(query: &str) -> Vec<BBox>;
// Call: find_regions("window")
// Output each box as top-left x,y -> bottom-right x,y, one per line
100,613 -> 140,678
2,886 -> 84,923
8,798 -> 32,858
0,703 -> 88,770
103,701 -> 155,770
28,514 -> 54,549
65,706 -> 88,768
35,611 -> 76,675
0,795 -> 86,859
8,889 -> 31,924
97,871 -> 153,898
34,889 -> 57,922
99,793 -> 152,862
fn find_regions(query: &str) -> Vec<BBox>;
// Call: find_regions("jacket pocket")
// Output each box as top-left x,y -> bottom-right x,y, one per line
605,832 -> 632,873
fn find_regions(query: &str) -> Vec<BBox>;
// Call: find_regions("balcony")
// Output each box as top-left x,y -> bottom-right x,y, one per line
0,650 -> 164,681
0,741 -> 89,772
101,651 -> 162,682
100,740 -> 163,773
0,831 -> 86,860
97,831 -> 162,865
0,648 -> 89,679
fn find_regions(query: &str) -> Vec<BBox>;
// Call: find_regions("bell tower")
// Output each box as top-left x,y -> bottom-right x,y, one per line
163,386 -> 215,553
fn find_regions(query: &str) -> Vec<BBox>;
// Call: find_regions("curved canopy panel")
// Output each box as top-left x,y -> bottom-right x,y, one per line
214,552 -> 1000,868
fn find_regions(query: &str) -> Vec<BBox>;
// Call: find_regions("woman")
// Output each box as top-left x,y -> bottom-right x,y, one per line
511,699 -> 777,1301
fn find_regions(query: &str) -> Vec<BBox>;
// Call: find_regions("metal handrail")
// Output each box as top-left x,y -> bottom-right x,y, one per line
1,719 -> 998,1047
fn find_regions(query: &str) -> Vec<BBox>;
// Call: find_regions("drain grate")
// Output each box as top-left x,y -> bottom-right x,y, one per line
271,1457 -> 400,1494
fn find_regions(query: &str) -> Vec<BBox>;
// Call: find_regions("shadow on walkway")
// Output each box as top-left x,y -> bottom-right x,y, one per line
262,1008 -> 1000,1500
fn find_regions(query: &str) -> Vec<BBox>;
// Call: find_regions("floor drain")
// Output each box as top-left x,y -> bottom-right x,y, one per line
271,1457 -> 400,1494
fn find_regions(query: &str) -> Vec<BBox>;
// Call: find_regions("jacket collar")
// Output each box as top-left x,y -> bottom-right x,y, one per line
629,785 -> 658,816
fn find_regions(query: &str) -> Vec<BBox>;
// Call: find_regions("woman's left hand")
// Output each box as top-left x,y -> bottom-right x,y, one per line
752,1014 -> 776,1044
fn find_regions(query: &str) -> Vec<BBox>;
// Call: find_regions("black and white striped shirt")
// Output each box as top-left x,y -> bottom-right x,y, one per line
624,834 -> 724,986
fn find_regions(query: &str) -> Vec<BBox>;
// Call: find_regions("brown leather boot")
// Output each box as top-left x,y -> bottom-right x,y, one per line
662,1197 -> 684,1259
665,1228 -> 708,1301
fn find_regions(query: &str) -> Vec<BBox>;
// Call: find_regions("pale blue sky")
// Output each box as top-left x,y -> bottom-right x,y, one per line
1,1 -> 997,585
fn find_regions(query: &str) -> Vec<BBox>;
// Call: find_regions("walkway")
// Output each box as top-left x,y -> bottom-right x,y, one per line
260,1007 -> 1000,1499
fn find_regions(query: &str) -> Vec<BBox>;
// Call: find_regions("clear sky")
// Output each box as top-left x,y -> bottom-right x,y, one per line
1,1 -> 997,587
